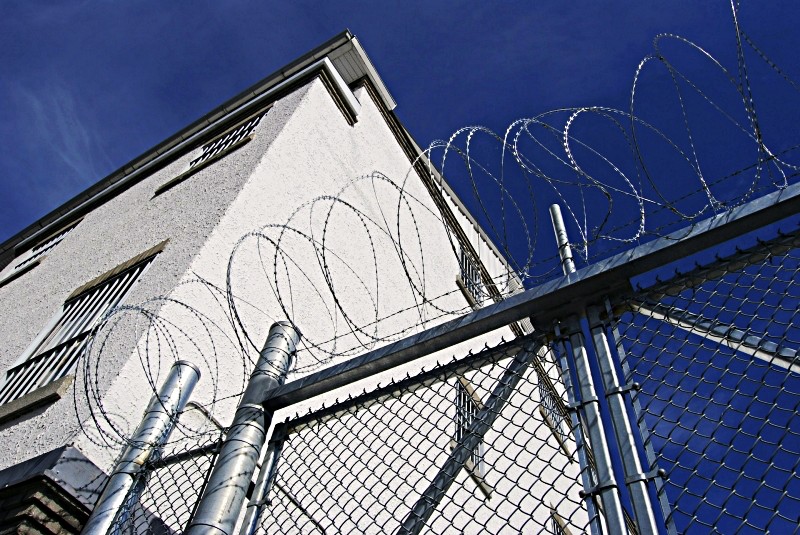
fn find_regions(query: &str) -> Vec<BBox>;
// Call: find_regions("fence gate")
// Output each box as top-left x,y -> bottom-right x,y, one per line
253,338 -> 591,534
88,184 -> 800,534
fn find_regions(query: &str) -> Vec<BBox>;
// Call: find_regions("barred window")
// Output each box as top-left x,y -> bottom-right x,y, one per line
455,377 -> 485,477
15,222 -> 79,271
0,221 -> 81,289
0,252 -> 157,405
538,374 -> 572,458
190,113 -> 264,168
155,111 -> 269,196
458,247 -> 484,306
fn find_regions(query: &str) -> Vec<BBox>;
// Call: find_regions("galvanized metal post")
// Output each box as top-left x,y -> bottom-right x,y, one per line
187,321 -> 299,535
238,422 -> 288,535
589,305 -> 662,534
552,325 -> 602,535
549,204 -> 576,275
550,205 -> 627,534
566,323 -> 628,534
82,360 -> 201,534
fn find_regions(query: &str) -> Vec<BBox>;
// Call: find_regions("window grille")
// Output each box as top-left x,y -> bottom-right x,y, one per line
538,375 -> 571,450
0,255 -> 156,405
458,247 -> 484,304
13,222 -> 79,271
190,113 -> 264,168
455,377 -> 485,477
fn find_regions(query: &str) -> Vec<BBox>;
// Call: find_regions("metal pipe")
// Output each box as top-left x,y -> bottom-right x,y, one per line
552,328 -> 602,535
549,204 -> 576,275
567,323 -> 628,534
589,307 -> 661,534
82,360 -> 201,534
262,219 -> 800,412
635,301 -> 800,374
549,205 -> 624,531
187,321 -> 299,535
238,423 -> 288,535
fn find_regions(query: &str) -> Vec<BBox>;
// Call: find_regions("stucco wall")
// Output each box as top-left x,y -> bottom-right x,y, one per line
0,71 -> 581,530
71,76 -> 514,457
77,77 -> 581,528
0,80 -> 313,471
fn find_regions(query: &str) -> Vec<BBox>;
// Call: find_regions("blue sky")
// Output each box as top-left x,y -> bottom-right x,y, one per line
1,3 -> 799,532
2,1 -> 799,246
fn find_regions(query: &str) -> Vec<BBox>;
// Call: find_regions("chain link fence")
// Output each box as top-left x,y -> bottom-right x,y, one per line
108,428 -> 224,534
255,338 -> 589,534
616,230 -> 800,533
92,193 -> 800,534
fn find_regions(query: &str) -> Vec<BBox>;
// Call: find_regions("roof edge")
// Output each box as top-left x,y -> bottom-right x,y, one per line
0,30 -> 394,260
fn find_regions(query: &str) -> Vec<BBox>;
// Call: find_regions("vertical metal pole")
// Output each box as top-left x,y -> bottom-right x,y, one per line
82,360 -> 201,534
552,327 -> 602,535
238,422 -> 288,535
187,321 -> 299,535
549,204 -> 576,275
567,324 -> 628,534
589,306 -> 662,534
550,205 -> 626,534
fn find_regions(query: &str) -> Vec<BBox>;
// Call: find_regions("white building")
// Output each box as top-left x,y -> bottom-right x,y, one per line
0,32 -> 583,534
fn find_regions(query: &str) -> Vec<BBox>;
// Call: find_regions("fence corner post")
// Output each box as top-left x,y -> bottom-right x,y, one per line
186,321 -> 299,535
82,360 -> 201,534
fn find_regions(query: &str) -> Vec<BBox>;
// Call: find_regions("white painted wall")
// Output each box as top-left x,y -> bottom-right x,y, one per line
0,70 -> 583,531
0,78 -> 312,469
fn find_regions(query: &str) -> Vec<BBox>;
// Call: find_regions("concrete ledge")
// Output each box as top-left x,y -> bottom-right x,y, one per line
0,475 -> 90,534
0,446 -> 107,534
0,375 -> 74,426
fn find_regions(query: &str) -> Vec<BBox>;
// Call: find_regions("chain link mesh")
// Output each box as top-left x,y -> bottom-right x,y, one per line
616,232 -> 800,533
255,338 -> 589,534
98,224 -> 799,533
109,428 -> 224,534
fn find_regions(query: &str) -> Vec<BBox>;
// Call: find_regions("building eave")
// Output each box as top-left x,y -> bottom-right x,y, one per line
0,30 -> 395,267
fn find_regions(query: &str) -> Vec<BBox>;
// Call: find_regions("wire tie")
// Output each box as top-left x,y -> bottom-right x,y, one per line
579,480 -> 618,498
605,382 -> 641,396
625,468 -> 667,485
567,396 -> 599,411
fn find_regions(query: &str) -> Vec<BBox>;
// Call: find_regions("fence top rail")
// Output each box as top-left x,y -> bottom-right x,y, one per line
263,182 -> 800,410
281,336 -> 536,434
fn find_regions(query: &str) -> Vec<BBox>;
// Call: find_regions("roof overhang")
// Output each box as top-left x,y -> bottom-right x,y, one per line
0,30 -> 395,262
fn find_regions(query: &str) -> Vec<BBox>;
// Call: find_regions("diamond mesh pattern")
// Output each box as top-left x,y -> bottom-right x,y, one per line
256,340 -> 588,534
110,431 -> 224,534
617,239 -> 800,533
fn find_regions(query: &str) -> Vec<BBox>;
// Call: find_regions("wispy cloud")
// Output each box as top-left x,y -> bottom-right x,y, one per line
10,75 -> 113,203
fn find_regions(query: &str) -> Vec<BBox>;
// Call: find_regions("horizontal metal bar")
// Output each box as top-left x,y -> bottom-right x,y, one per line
282,337 -> 528,434
146,439 -> 223,469
637,224 -> 800,303
635,302 -> 800,374
263,182 -> 800,410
